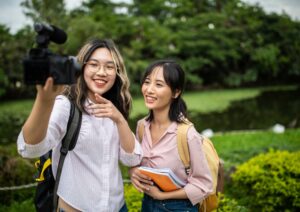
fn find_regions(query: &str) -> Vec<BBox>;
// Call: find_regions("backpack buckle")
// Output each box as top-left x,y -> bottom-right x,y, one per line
185,167 -> 191,175
60,147 -> 68,155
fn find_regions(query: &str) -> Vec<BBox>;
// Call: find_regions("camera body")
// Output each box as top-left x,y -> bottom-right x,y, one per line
23,23 -> 81,85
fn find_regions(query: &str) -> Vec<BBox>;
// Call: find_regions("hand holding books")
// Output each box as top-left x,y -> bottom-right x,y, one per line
129,166 -> 154,193
138,166 -> 186,192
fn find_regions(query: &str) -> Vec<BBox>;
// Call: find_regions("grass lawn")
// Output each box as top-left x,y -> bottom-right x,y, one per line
0,99 -> 34,112
1,85 -> 296,119
212,128 -> 300,171
131,85 -> 297,118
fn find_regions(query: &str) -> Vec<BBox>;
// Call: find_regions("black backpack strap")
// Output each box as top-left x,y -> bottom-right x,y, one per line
52,99 -> 82,211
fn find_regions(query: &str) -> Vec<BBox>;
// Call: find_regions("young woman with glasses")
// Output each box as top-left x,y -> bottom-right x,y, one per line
17,39 -> 142,212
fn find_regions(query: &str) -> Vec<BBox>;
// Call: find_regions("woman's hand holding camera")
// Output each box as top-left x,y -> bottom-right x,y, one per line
36,77 -> 65,103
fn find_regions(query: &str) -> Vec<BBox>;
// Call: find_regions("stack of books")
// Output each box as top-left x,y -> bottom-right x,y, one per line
138,166 -> 186,192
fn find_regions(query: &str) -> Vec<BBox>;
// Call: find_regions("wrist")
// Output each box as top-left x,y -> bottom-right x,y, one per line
158,191 -> 167,200
115,115 -> 127,125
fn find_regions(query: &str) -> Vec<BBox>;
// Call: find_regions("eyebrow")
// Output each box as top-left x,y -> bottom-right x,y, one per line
155,79 -> 166,84
145,77 -> 166,84
88,59 -> 115,64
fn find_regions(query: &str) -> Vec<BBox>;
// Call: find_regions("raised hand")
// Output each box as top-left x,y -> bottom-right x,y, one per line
36,77 -> 65,102
89,93 -> 136,153
87,93 -> 123,123
22,77 -> 65,145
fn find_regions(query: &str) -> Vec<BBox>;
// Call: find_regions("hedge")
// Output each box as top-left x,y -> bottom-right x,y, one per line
231,150 -> 300,211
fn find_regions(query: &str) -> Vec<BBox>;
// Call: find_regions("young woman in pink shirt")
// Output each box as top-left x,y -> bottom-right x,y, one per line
130,59 -> 213,211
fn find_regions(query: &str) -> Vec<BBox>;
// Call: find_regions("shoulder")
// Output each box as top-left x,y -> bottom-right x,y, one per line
186,124 -> 204,144
55,94 -> 69,102
137,118 -> 145,126
48,95 -> 72,129
53,95 -> 71,111
137,117 -> 148,128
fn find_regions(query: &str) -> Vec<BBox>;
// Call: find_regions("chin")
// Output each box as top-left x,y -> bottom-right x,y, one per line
93,84 -> 111,93
145,104 -> 155,110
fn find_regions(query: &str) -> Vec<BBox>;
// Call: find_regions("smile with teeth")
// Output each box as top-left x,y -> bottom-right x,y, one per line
145,95 -> 156,103
94,79 -> 107,86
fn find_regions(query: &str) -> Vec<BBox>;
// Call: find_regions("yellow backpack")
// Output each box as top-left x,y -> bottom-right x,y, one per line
138,119 -> 224,212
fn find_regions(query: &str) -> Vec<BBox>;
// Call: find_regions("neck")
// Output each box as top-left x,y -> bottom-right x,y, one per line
87,92 -> 97,103
152,111 -> 171,128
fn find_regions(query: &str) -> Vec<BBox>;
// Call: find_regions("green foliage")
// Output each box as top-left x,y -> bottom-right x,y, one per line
1,0 -> 300,98
0,109 -> 29,144
217,193 -> 249,212
231,150 -> 300,211
0,199 -> 35,212
131,86 -> 278,119
21,0 -> 67,28
124,184 -> 143,211
0,144 -> 36,205
0,25 -> 35,98
213,129 -> 300,171
0,68 -> 9,97
252,44 -> 280,76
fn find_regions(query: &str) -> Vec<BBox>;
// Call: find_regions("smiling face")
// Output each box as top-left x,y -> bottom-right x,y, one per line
141,66 -> 179,113
83,47 -> 117,102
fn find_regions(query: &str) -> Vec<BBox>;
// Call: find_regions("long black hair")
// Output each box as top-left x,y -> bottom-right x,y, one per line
141,59 -> 188,123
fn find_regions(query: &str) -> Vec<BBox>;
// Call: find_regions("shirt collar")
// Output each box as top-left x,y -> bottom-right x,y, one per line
144,119 -> 177,134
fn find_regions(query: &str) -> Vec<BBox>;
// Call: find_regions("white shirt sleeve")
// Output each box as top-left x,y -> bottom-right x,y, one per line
17,95 -> 71,158
119,132 -> 143,166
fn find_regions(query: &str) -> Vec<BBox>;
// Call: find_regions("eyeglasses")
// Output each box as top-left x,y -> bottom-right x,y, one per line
84,60 -> 116,75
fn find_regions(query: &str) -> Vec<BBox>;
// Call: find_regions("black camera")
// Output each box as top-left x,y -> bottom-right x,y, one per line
23,23 -> 81,85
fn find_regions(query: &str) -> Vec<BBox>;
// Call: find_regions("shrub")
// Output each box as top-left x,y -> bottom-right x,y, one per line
217,193 -> 249,212
0,111 -> 28,144
0,199 -> 35,212
124,183 -> 143,211
0,145 -> 36,205
231,150 -> 300,211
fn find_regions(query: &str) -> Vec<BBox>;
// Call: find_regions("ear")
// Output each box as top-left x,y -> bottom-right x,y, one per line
173,89 -> 181,99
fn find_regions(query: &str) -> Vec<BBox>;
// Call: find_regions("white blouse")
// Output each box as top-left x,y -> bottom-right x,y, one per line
17,95 -> 143,212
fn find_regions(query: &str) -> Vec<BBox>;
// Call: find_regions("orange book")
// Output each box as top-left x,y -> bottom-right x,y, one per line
138,166 -> 186,192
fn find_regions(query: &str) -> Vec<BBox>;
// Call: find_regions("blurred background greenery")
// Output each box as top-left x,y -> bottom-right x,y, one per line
0,0 -> 299,211
0,0 -> 299,99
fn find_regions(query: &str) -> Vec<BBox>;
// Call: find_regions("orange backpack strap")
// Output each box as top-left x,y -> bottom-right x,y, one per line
137,118 -> 146,142
177,120 -> 193,173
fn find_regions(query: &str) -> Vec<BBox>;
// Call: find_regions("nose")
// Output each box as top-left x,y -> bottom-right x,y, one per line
145,83 -> 155,93
95,65 -> 107,75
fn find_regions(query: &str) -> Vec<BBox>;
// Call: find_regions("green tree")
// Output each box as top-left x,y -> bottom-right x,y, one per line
21,0 -> 67,28
0,24 -> 13,96
1,0 -> 300,100
0,25 -> 34,98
